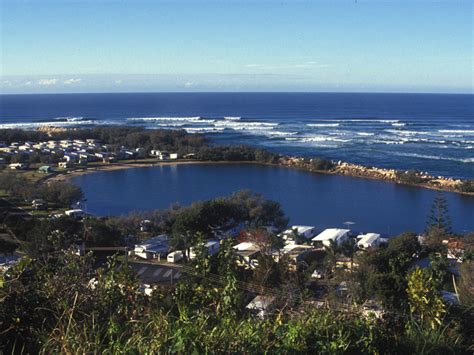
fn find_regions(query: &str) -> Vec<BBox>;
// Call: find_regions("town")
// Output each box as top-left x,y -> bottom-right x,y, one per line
0,128 -> 473,353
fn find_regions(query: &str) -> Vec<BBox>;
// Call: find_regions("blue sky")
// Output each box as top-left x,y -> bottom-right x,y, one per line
0,0 -> 472,94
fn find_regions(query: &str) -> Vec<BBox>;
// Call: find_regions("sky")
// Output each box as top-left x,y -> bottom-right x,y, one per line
0,0 -> 472,94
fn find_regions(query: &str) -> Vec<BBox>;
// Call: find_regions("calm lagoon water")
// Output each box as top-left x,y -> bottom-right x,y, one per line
72,163 -> 474,236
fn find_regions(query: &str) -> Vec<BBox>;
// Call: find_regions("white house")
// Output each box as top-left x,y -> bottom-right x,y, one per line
246,295 -> 275,318
9,163 -> 28,170
356,233 -> 381,250
189,240 -> 220,260
133,235 -> 170,260
169,153 -> 179,159
312,228 -> 351,247
280,225 -> 316,242
234,242 -> 260,268
65,209 -> 85,219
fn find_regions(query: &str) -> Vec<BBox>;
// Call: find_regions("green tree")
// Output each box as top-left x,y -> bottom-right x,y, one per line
426,192 -> 452,237
407,267 -> 446,329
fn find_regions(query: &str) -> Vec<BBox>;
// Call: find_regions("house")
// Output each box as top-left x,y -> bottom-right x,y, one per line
132,235 -> 170,260
38,165 -> 53,174
169,153 -> 179,159
9,163 -> 27,170
58,161 -> 72,169
312,228 -> 351,247
189,240 -> 220,259
32,199 -> 47,210
246,295 -> 275,319
167,251 -> 184,263
150,150 -> 170,160
442,238 -> 467,262
65,209 -> 85,219
356,233 -> 381,250
234,242 -> 260,268
280,225 -> 316,243
281,244 -> 314,265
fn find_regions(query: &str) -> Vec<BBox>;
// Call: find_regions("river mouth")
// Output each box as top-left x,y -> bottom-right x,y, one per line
72,162 -> 474,235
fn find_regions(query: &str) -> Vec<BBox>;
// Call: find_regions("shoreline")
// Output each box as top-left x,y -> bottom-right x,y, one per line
44,158 -> 474,197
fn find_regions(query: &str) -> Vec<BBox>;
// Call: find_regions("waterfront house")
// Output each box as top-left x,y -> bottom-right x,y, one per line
169,153 -> 179,159
58,161 -> 72,169
356,233 -> 382,250
9,163 -> 27,170
64,209 -> 85,219
280,244 -> 314,265
312,228 -> 351,247
280,225 -> 317,244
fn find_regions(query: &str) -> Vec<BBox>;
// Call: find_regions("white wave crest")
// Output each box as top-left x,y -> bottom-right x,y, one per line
393,152 -> 474,164
356,132 -> 375,136
127,116 -> 202,122
438,129 -> 474,134
224,116 -> 241,120
307,123 -> 340,127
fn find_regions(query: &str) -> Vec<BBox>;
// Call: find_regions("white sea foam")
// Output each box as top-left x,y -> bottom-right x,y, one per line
224,116 -> 241,120
0,120 -> 98,129
319,119 -> 400,124
393,152 -> 474,163
54,116 -> 84,122
307,123 -> 340,127
214,121 -> 278,130
391,123 -> 406,127
285,136 -> 350,143
438,129 -> 474,134
127,116 -> 202,122
184,127 -> 225,133
155,123 -> 186,127
356,132 -> 375,136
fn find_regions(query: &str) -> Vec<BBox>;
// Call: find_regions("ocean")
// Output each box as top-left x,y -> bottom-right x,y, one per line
0,92 -> 473,178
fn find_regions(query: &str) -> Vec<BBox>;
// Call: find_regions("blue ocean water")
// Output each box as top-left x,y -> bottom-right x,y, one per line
72,164 -> 474,235
0,92 -> 473,178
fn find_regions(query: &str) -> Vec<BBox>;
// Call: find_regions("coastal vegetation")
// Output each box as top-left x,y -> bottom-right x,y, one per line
1,230 -> 473,353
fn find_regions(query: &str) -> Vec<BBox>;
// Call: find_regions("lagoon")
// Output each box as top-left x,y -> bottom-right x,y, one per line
72,163 -> 474,235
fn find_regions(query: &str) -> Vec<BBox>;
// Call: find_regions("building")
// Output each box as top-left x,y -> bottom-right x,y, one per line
132,235 -> 170,260
312,228 -> 351,247
189,240 -> 220,259
246,295 -> 275,319
32,199 -> 47,210
64,209 -> 85,219
356,233 -> 381,250
58,161 -> 72,169
280,225 -> 316,244
280,244 -> 314,265
234,242 -> 260,268
38,165 -> 53,174
169,153 -> 179,159
9,163 -> 27,170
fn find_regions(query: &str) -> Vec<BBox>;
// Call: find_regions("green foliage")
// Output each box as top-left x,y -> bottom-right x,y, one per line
310,157 -> 335,171
457,179 -> 474,193
396,169 -> 425,184
407,267 -> 446,329
426,192 -> 452,237
0,250 -> 471,353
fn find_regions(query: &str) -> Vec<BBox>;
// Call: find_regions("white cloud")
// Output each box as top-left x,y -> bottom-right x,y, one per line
114,79 -> 123,84
244,64 -> 260,68
184,81 -> 194,88
37,78 -> 58,86
63,78 -> 82,85
23,81 -> 32,86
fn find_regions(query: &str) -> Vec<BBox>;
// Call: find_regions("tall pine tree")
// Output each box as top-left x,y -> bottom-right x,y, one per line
426,192 -> 452,237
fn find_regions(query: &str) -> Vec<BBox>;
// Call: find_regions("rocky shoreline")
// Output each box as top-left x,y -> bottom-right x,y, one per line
278,156 -> 473,196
